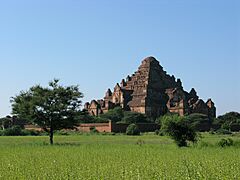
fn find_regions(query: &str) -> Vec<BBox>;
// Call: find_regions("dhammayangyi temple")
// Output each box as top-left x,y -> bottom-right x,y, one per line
84,57 -> 216,119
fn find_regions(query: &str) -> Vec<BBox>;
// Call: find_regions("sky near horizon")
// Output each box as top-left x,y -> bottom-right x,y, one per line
0,0 -> 239,117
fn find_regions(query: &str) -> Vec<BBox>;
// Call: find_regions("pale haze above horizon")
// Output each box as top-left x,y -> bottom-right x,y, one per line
0,0 -> 239,117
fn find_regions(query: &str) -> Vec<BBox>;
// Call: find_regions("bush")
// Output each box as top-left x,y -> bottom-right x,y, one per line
27,130 -> 41,136
90,127 -> 99,134
198,141 -> 211,148
78,110 -> 109,123
218,138 -> 234,147
159,131 -> 164,136
122,111 -> 147,124
126,124 -> 140,136
155,129 -> 164,136
156,113 -> 176,125
136,139 -> 145,146
161,115 -> 198,147
155,129 -> 160,135
216,129 -> 232,135
55,130 -> 70,136
1,126 -> 42,136
233,140 -> 240,147
3,126 -> 24,136
221,123 -> 231,131
0,117 -> 12,129
214,112 -> 240,132
218,112 -> 240,124
100,107 -> 124,122
209,128 -> 215,135
184,113 -> 211,131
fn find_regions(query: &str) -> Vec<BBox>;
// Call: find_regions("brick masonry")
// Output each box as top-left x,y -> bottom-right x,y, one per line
78,121 -> 160,133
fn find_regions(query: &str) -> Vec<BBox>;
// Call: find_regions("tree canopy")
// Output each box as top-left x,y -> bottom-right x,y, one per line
11,79 -> 83,144
100,107 -> 124,122
217,112 -> 240,125
0,117 -> 12,130
122,111 -> 148,124
99,106 -> 149,124
212,112 -> 240,131
160,114 -> 198,147
78,109 -> 108,123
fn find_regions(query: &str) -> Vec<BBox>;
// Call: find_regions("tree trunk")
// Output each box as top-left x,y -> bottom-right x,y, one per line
49,127 -> 54,145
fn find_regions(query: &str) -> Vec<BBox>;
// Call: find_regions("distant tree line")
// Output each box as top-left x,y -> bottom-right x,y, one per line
79,106 -> 151,124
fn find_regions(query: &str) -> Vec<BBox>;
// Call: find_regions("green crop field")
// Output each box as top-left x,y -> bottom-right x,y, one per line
0,134 -> 240,180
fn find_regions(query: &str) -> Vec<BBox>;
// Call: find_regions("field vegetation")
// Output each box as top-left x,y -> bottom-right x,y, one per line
0,133 -> 240,179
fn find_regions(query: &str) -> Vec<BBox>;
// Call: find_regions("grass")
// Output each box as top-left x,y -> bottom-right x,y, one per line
0,133 -> 240,179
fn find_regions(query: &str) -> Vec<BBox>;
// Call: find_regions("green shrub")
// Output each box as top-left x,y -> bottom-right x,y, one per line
21,129 -> 41,136
3,126 -> 24,136
122,111 -> 147,124
209,128 -> 215,135
159,131 -> 164,136
100,107 -> 124,122
136,139 -> 145,146
233,140 -> 240,147
0,117 -> 12,129
221,123 -> 230,131
218,138 -> 234,147
1,126 -> 42,136
161,115 -> 198,147
155,129 -> 164,136
55,130 -> 70,136
126,124 -> 140,136
155,129 -> 160,135
197,141 -> 212,148
90,127 -> 99,134
185,113 -> 210,129
217,112 -> 240,124
216,129 -> 232,135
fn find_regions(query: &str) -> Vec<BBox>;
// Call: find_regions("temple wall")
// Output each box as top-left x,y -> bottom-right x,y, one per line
78,121 -> 160,133
78,122 -> 112,132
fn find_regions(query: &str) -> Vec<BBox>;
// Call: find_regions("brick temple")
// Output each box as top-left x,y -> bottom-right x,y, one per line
84,57 -> 216,119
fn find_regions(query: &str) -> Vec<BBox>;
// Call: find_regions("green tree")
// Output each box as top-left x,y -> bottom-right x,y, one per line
126,123 -> 140,136
78,109 -> 95,123
78,109 -> 108,123
11,79 -> 83,144
185,113 -> 210,130
122,111 -> 148,124
218,112 -> 240,121
161,114 -> 198,147
217,112 -> 240,125
213,112 -> 240,132
158,113 -> 180,130
100,107 -> 124,122
0,117 -> 12,130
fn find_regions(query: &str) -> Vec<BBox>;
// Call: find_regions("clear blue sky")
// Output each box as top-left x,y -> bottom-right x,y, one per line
0,0 -> 239,117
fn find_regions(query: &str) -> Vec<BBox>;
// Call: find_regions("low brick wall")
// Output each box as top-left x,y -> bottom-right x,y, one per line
78,122 -> 112,132
24,125 -> 42,131
111,123 -> 128,133
79,121 -> 160,133
111,122 -> 160,133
